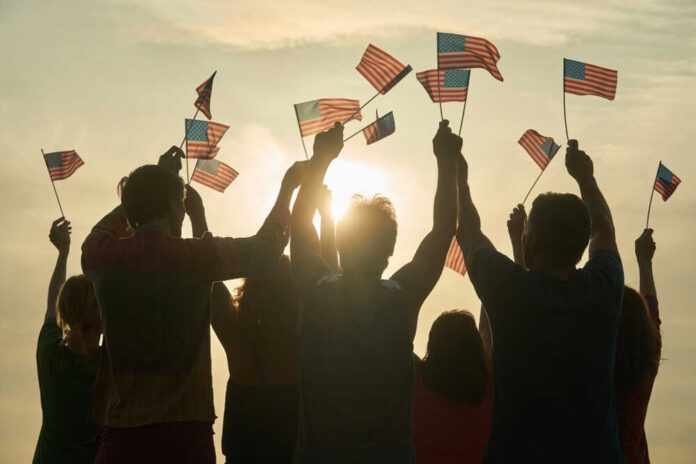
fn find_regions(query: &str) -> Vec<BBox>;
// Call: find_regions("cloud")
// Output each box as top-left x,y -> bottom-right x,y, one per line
118,0 -> 695,50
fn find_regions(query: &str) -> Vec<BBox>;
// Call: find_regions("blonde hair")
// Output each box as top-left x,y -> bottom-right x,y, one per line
56,275 -> 99,357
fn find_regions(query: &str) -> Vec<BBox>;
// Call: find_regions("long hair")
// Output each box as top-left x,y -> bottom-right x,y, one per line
56,275 -> 99,357
419,310 -> 490,404
615,287 -> 662,393
233,255 -> 296,336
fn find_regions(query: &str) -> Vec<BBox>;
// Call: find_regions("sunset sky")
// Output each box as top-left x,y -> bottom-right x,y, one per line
1,0 -> 695,461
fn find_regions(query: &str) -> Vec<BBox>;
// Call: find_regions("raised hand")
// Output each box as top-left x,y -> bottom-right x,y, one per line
184,184 -> 205,219
313,122 -> 344,161
318,185 -> 333,218
635,228 -> 656,265
507,204 -> 527,244
433,120 -> 462,159
282,160 -> 310,191
49,217 -> 71,253
158,146 -> 184,176
565,139 -> 593,183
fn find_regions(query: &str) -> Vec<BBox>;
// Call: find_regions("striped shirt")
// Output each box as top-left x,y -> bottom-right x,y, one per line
82,206 -> 287,427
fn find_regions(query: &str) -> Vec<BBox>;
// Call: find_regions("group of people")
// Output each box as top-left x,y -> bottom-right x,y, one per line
34,121 -> 662,463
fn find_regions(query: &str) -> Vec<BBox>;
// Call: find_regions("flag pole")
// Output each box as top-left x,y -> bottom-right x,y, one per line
522,167 -> 547,205
344,116 -> 381,142
457,74 -> 470,136
343,90 -> 380,125
41,149 -> 65,217
437,72 -> 444,121
563,58 -> 569,142
293,105 -> 309,160
181,106 -> 201,182
645,162 -> 660,229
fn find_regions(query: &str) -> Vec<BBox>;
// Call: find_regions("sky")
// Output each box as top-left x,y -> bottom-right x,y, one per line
1,0 -> 695,461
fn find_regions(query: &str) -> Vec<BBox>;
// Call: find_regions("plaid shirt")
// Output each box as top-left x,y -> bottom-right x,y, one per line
82,206 -> 287,427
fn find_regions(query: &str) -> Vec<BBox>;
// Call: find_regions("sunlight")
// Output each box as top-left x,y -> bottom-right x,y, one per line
324,158 -> 386,219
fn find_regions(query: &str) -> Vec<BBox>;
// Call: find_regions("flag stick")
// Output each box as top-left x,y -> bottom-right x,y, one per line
180,106 -> 201,182
645,162 -> 660,229
522,165 -> 548,205
41,149 -> 65,217
293,105 -> 309,160
344,117 -> 379,142
343,90 -> 381,125
562,59 -> 569,142
437,75 -> 444,121
457,75 -> 470,136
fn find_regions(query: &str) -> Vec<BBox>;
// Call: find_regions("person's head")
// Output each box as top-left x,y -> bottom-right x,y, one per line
523,192 -> 591,271
120,165 -> 185,237
420,310 -> 490,404
336,194 -> 398,277
615,286 -> 661,393
56,275 -> 102,358
234,255 -> 296,330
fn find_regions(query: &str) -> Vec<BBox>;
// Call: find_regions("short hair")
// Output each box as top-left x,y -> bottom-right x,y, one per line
57,275 -> 99,357
526,192 -> 590,268
336,194 -> 397,272
120,165 -> 184,228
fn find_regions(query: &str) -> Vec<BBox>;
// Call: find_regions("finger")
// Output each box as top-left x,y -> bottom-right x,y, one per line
439,119 -> 450,128
52,217 -> 65,227
645,228 -> 653,236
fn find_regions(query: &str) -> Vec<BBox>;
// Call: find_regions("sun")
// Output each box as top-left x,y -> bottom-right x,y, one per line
323,158 -> 386,219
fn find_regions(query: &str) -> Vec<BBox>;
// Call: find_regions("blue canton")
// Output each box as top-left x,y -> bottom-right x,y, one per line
444,69 -> 470,88
44,152 -> 64,169
197,159 -> 219,175
438,32 -> 466,53
295,100 -> 321,122
541,138 -> 561,159
657,163 -> 674,184
186,119 -> 209,142
564,59 -> 586,80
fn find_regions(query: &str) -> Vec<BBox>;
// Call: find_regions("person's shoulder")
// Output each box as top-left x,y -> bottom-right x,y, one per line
37,318 -> 62,365
582,250 -> 623,276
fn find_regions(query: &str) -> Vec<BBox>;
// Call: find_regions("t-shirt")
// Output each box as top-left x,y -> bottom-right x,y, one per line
33,318 -> 99,464
295,275 -> 416,463
616,295 -> 660,464
468,248 -> 626,464
412,368 -> 493,464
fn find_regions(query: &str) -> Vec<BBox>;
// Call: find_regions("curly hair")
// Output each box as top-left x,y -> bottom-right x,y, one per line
56,275 -> 100,357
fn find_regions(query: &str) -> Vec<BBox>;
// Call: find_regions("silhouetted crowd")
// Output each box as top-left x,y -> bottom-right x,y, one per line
34,121 -> 661,464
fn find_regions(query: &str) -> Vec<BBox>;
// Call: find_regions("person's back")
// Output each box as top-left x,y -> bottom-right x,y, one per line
290,122 -> 459,462
456,141 -> 626,463
34,219 -> 102,464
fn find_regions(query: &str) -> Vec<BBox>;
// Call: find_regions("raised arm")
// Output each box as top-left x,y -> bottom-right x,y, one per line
479,305 -> 492,354
391,121 -> 458,307
507,204 -> 526,267
565,140 -> 618,257
46,218 -> 71,320
456,152 -> 495,268
184,185 -> 208,238
291,123 -> 344,296
210,281 -> 237,352
318,185 -> 339,273
635,228 -> 656,296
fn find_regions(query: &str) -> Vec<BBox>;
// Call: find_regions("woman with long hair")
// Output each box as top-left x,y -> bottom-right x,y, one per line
615,229 -> 662,463
33,218 -> 102,463
412,308 -> 493,463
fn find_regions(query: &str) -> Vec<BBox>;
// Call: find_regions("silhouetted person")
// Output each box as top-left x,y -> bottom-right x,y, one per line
615,230 -> 661,464
456,140 -> 626,463
34,218 -> 102,464
412,307 -> 493,463
81,147 -> 287,464
211,162 -> 338,464
290,121 -> 459,463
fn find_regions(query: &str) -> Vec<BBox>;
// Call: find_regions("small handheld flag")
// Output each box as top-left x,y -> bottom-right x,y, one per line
42,149 -> 84,216
518,130 -> 562,204
445,236 -> 467,275
417,69 -> 470,103
185,119 -> 229,159
294,98 -> 362,139
195,71 -> 217,120
437,32 -> 503,81
191,158 -> 239,193
654,162 -> 682,201
356,44 -> 412,94
362,111 -> 395,145
564,59 -> 617,100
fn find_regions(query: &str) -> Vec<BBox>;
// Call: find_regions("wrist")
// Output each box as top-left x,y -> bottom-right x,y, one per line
637,258 -> 653,269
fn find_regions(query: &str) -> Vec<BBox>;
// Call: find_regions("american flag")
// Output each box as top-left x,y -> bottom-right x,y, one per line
654,162 -> 681,201
185,119 -> 229,159
356,44 -> 412,94
195,71 -> 216,119
564,59 -> 617,100
518,130 -> 561,170
294,99 -> 362,137
362,112 -> 395,145
191,158 -> 239,193
437,32 -> 503,81
43,150 -> 84,181
416,69 -> 470,103
445,236 -> 466,275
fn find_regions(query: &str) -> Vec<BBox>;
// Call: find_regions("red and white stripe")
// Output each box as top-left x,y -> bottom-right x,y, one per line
299,98 -> 362,137
47,151 -> 84,181
438,35 -> 503,81
191,159 -> 238,193
187,121 -> 229,159
564,63 -> 617,100
654,174 -> 681,201
445,236 -> 467,275
518,129 -> 551,170
356,44 -> 407,94
416,70 -> 468,103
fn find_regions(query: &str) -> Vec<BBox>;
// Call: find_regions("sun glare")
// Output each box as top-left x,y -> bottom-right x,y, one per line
323,159 -> 385,219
